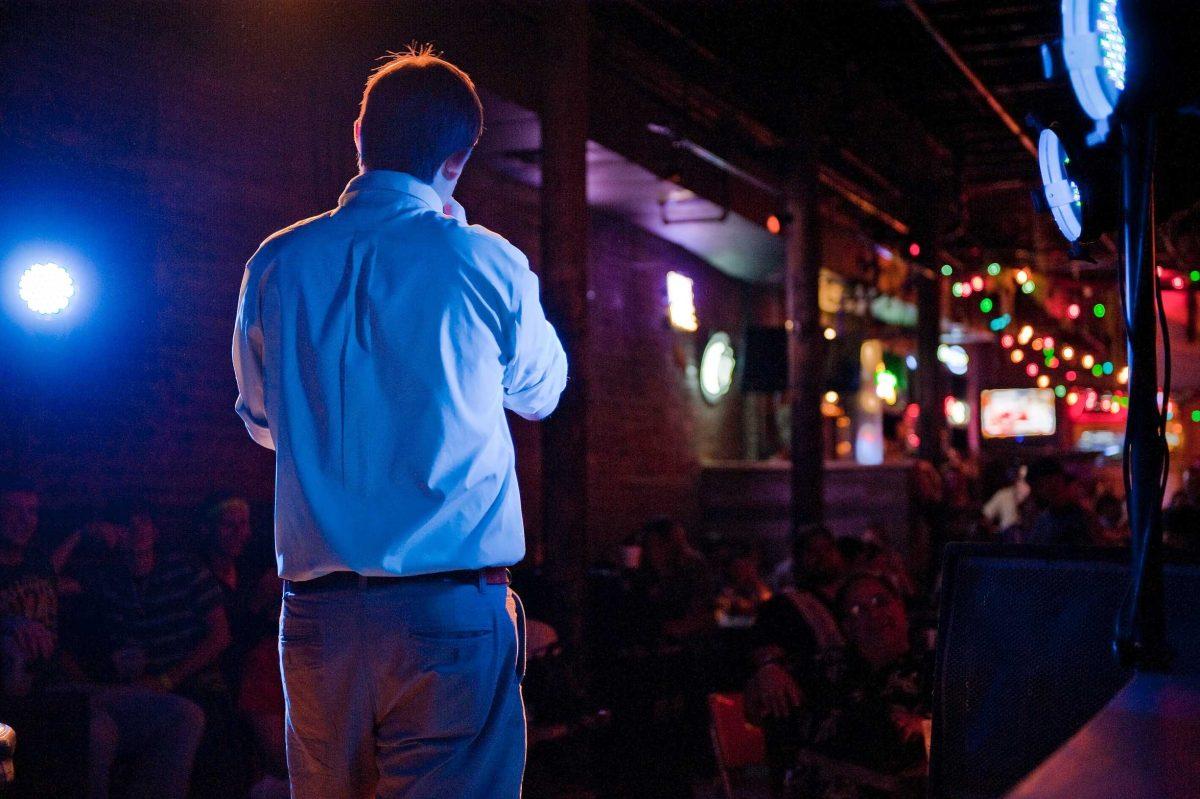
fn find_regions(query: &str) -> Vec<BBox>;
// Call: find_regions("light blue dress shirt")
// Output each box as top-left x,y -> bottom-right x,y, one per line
233,170 -> 567,580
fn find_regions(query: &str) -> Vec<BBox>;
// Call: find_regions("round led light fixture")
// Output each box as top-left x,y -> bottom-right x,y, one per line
1038,128 -> 1085,242
1061,0 -> 1125,128
699,332 -> 735,404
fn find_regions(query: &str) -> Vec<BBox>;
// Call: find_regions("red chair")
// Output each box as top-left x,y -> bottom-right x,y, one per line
708,692 -> 767,799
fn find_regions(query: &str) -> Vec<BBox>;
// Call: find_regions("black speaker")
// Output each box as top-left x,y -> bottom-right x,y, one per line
741,326 -> 860,394
741,326 -> 788,392
930,544 -> 1200,799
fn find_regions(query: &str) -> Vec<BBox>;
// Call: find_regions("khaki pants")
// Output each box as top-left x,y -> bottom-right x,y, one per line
280,575 -> 525,799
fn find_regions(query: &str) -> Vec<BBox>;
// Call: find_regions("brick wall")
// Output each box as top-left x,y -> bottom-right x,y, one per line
583,212 -> 749,551
456,166 -> 754,556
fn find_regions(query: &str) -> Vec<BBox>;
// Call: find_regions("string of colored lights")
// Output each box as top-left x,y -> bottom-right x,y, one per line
943,260 -> 1124,391
937,256 -> 1200,429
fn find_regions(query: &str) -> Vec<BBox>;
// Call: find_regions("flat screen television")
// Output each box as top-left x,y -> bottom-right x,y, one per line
980,388 -> 1057,439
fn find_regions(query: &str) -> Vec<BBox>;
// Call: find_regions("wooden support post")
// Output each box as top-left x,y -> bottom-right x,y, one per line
915,267 -> 945,465
785,152 -> 824,533
538,0 -> 590,592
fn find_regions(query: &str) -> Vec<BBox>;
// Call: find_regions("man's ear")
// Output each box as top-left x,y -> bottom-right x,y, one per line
354,119 -> 363,164
441,149 -> 472,181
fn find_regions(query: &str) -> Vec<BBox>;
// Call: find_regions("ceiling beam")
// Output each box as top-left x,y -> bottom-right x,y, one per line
901,0 -> 1038,159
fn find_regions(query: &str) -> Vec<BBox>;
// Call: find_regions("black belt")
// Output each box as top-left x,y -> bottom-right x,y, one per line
284,566 -> 511,594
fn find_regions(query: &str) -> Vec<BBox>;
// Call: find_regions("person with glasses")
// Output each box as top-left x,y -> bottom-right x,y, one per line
786,573 -> 931,798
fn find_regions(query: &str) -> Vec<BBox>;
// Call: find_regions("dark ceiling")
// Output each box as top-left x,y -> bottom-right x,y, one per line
590,0 -> 1200,263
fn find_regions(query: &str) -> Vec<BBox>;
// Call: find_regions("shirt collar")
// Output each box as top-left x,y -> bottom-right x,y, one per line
338,170 -> 443,213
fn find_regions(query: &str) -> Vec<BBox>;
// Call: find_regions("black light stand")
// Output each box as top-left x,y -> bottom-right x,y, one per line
1002,5 -> 1200,796
1113,109 -> 1170,672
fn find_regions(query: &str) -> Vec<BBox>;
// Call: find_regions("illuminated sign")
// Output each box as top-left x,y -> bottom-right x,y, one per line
699,332 -> 735,404
981,388 -> 1057,439
666,271 -> 698,332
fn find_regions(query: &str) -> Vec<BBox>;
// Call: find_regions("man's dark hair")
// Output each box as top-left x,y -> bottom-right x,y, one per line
357,45 -> 484,182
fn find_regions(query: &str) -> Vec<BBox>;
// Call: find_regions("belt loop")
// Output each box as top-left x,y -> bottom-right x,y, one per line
477,569 -> 486,594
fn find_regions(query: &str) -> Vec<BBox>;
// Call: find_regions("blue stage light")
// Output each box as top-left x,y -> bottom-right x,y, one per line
1062,0 -> 1126,140
18,262 -> 75,315
1097,0 -> 1126,92
1038,129 -> 1084,242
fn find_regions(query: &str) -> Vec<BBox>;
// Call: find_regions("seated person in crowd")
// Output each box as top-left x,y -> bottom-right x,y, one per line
829,575 -> 929,770
199,495 -> 252,599
1093,492 -> 1129,546
1025,458 -> 1101,547
745,526 -> 848,785
52,501 -> 134,586
1164,461 -> 1200,552
198,494 -> 277,687
0,480 -> 203,799
621,518 -> 717,794
715,549 -> 772,628
72,506 -> 231,691
851,527 -> 917,603
238,593 -> 289,799
982,464 -> 1031,541
753,571 -> 931,798
72,503 -> 247,797
633,516 -> 716,644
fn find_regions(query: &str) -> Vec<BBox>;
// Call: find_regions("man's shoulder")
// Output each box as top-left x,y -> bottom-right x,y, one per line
435,219 -> 529,275
248,210 -> 338,267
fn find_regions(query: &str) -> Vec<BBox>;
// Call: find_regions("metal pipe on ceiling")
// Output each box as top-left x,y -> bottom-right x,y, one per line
901,0 -> 1038,160
647,123 -> 912,236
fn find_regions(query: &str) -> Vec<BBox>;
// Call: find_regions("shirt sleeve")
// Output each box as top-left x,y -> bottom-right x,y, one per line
233,260 -> 275,450
501,258 -> 568,421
